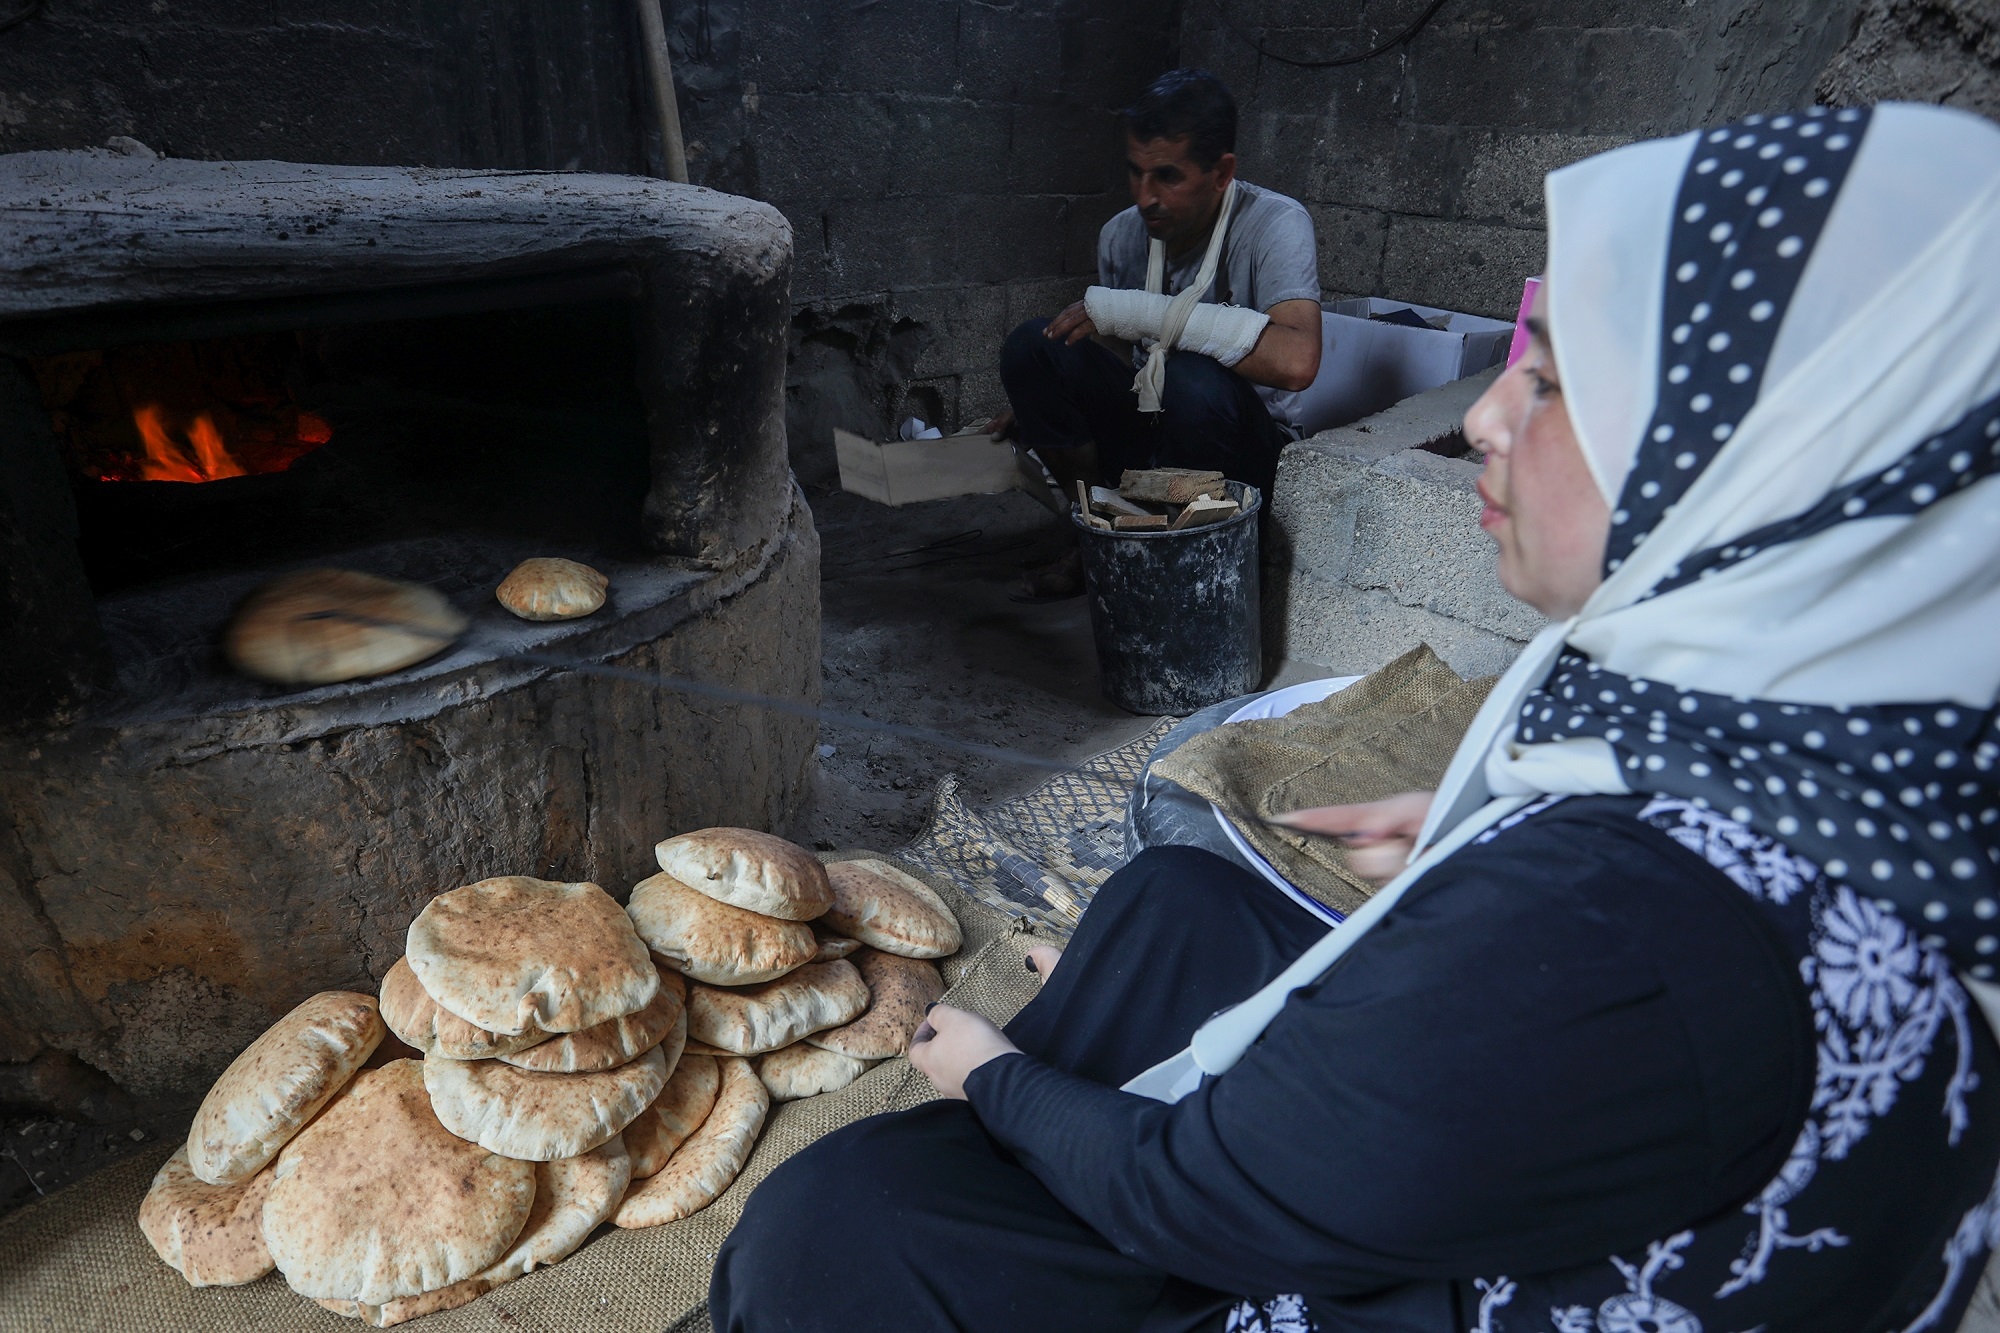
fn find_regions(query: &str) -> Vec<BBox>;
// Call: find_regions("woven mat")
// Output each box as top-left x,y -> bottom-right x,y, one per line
1150,646 -> 1494,917
0,853 -> 1050,1333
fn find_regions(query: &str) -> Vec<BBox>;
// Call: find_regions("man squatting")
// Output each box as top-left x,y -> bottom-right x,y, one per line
991,69 -> 1323,601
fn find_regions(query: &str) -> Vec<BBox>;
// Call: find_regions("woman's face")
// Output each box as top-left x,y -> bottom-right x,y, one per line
1463,288 -> 1611,619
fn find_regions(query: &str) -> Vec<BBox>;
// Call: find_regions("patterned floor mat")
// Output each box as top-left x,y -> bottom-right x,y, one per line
898,719 -> 1175,936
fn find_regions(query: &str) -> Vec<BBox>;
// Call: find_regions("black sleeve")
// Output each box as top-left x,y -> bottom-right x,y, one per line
963,802 -> 1813,1298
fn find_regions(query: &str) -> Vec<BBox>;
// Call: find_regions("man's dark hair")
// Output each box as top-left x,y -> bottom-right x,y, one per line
1122,69 -> 1237,169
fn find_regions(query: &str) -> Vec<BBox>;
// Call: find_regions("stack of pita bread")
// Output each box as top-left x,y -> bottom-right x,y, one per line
136,838 -> 959,1326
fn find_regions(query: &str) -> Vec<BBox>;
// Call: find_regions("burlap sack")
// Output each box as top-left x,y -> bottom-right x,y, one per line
1149,645 -> 1495,916
0,854 -> 1046,1333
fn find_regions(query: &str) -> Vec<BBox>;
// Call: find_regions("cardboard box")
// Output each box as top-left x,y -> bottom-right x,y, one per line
1290,297 -> 1515,437
834,427 -> 1025,506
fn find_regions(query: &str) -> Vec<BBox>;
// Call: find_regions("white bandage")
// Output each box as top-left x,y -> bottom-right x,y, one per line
1083,286 -> 1269,367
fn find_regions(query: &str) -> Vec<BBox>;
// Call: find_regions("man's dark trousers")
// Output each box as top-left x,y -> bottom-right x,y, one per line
999,317 -> 1288,502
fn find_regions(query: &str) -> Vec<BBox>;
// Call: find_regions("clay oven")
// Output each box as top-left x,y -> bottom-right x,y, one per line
0,150 -> 819,1108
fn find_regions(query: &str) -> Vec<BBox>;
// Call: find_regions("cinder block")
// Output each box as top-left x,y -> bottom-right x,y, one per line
1305,120 -> 1463,217
1307,203 -> 1388,301
736,0 -> 832,94
957,11 -> 1066,102
1406,26 -> 1584,131
1011,102 -> 1126,196
753,92 -> 897,200
1380,214 -> 1547,320
954,193 -> 1070,285
822,196 -> 957,293
884,96 -> 1016,198
1574,27 -> 1697,136
1275,576 -> 1528,679
818,0 -> 962,96
1458,131 -> 1633,226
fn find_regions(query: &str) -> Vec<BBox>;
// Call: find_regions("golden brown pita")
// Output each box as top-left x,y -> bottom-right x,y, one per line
821,860 -> 962,958
805,948 -> 945,1060
500,968 -> 685,1073
626,1053 -> 721,1178
224,568 -> 466,685
614,1056 -> 767,1228
653,828 -> 833,921
407,876 -> 658,1035
378,957 -> 548,1061
755,1044 -> 876,1102
424,1044 -> 667,1161
629,872 -> 818,985
685,959 -> 870,1056
186,990 -> 383,1186
495,557 -> 608,622
263,1060 -> 534,1305
137,1146 -> 276,1287
811,930 -> 863,961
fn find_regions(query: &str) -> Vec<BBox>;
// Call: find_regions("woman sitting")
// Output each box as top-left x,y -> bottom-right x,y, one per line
711,102 -> 2000,1333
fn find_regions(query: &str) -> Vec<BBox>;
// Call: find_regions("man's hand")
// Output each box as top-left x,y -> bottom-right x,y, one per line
1044,300 -> 1100,346
907,1004 -> 1019,1100
984,407 -> 1017,440
1267,790 -> 1435,883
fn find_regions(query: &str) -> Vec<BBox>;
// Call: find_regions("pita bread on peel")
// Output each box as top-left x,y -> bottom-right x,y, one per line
263,1060 -> 534,1305
407,876 -> 658,1035
424,1044 -> 667,1160
628,871 -> 818,985
614,1056 -> 767,1228
653,828 -> 833,921
805,948 -> 945,1060
378,957 -> 547,1061
317,1137 -> 634,1327
626,1052 -> 720,1178
137,1146 -> 276,1286
500,968 -> 685,1073
755,1044 -> 876,1101
821,859 -> 962,958
224,568 -> 466,685
685,959 -> 870,1055
187,990 -> 382,1185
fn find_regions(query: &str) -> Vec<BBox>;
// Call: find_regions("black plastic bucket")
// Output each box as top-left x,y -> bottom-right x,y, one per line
1074,480 -> 1262,715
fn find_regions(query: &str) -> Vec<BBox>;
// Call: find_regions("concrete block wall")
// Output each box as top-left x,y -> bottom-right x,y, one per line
1271,367 -> 1542,679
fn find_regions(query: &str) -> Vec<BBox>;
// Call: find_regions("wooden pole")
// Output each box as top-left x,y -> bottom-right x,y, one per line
636,0 -> 689,184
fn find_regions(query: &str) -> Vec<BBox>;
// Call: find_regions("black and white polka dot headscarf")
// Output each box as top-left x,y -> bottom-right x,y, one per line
1426,104 -> 2000,979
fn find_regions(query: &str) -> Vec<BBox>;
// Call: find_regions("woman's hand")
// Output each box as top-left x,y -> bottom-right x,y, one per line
1267,790 -> 1436,883
907,1005 -> 1020,1101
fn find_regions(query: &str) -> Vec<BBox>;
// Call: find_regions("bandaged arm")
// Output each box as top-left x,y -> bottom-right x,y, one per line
1084,286 -> 1271,368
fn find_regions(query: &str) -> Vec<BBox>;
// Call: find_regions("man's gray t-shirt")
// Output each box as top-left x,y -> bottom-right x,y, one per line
1097,179 -> 1320,431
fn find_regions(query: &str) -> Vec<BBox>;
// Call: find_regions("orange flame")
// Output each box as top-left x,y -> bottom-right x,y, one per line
131,405 -> 249,483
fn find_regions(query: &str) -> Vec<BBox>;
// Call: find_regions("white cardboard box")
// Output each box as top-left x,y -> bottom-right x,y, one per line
834,427 -> 1024,506
1290,297 -> 1515,437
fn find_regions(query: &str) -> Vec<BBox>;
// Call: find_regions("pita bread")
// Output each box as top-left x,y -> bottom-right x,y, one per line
187,990 -> 383,1186
500,968 -> 685,1073
224,568 -> 466,686
804,948 -> 945,1060
653,828 -> 833,921
755,1044 -> 876,1102
614,1056 -> 767,1228
682,1037 -> 731,1057
318,1136 -> 634,1326
821,860 -> 962,958
811,931 -> 863,961
137,1146 -> 276,1286
378,957 -> 548,1061
685,959 -> 870,1056
628,871 -> 818,985
263,1060 -> 534,1304
424,1044 -> 666,1161
626,1052 -> 721,1178
495,557 -> 608,622
407,876 -> 658,1035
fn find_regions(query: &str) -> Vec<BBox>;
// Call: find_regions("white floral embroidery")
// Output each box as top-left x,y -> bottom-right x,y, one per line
1550,1307 -> 1595,1333
1601,1233 -> 1703,1333
1644,798 -> 1815,905
1716,1122 -> 1848,1299
1899,1160 -> 2000,1333
1223,1293 -> 1314,1333
1471,1276 -> 1517,1333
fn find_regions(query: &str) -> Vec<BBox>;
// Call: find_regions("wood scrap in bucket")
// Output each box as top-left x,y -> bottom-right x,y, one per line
1076,467 -> 1241,533
1118,466 -> 1224,505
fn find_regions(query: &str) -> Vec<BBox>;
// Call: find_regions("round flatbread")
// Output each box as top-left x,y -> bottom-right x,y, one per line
804,948 -> 945,1060
628,871 -> 818,985
811,930 -> 863,961
187,990 -> 383,1186
500,968 -> 684,1073
224,568 -> 466,686
424,1044 -> 667,1161
407,876 -> 658,1035
138,1146 -> 276,1287
495,557 -> 608,622
821,860 -> 962,958
755,1044 -> 876,1102
626,1053 -> 721,1178
317,1136 -> 634,1327
685,959 -> 871,1056
378,957 -> 548,1062
263,1060 -> 535,1305
653,828 -> 832,921
614,1056 -> 768,1228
